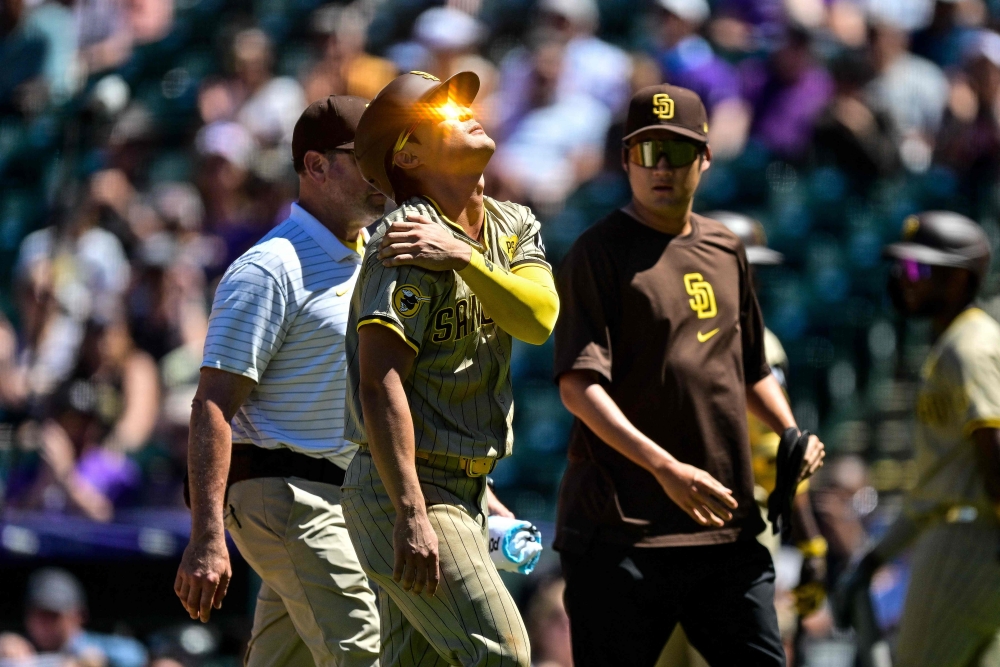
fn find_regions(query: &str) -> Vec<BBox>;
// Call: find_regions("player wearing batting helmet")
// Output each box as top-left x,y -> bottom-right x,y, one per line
835,211 -> 1000,667
552,84 -> 825,666
341,70 -> 559,667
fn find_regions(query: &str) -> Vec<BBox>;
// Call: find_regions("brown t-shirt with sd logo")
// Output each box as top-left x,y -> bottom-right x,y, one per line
553,210 -> 770,550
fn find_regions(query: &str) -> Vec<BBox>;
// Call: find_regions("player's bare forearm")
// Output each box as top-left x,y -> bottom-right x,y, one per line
177,367 -> 253,622
973,428 -> 1000,513
560,370 -> 677,473
748,374 -> 826,479
187,368 -> 254,538
357,324 -> 423,513
358,324 -> 440,595
746,374 -> 796,434
559,369 -> 737,526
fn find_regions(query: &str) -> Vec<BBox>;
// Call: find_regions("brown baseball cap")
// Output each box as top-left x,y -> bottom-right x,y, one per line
354,70 -> 480,200
883,211 -> 992,280
623,84 -> 709,144
292,95 -> 368,172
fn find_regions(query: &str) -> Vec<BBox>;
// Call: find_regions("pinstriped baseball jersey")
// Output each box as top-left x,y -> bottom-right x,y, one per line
344,195 -> 550,460
906,307 -> 1000,518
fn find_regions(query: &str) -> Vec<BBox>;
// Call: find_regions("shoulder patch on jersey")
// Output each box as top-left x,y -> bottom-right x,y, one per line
393,284 -> 430,318
500,235 -> 518,261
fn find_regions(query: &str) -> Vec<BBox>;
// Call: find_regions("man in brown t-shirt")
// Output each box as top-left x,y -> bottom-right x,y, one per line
553,84 -> 826,666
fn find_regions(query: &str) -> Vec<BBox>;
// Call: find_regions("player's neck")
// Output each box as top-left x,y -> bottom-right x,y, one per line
932,301 -> 975,340
625,198 -> 692,237
417,174 -> 486,240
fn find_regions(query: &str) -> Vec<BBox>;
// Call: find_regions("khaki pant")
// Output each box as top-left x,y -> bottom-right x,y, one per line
341,451 -> 530,667
225,477 -> 381,667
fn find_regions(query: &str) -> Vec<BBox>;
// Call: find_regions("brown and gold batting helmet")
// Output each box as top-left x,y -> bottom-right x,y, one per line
354,70 -> 480,200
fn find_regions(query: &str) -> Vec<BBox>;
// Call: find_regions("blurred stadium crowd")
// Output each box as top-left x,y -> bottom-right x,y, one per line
2,0 -> 1000,662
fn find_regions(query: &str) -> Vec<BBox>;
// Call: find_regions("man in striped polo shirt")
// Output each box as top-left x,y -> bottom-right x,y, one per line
341,71 -> 558,667
174,96 -> 382,667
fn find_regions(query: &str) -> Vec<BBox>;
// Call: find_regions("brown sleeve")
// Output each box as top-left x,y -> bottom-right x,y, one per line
738,247 -> 771,384
553,238 -> 615,383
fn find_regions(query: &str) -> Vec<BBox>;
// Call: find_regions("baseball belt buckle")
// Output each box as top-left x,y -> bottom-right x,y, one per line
463,456 -> 496,478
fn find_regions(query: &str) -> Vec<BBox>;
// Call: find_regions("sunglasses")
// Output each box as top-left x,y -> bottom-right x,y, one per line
895,259 -> 933,282
394,99 -> 475,154
625,139 -> 702,169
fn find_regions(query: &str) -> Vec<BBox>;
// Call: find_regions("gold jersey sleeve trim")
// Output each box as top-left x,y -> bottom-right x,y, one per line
964,418 -> 1000,437
357,316 -> 420,354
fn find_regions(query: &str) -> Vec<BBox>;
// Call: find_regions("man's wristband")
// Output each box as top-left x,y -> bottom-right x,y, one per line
797,536 -> 829,559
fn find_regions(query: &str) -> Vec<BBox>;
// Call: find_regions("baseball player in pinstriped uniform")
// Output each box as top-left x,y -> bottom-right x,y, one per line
836,211 -> 1000,667
174,97 -> 381,667
341,70 -> 558,667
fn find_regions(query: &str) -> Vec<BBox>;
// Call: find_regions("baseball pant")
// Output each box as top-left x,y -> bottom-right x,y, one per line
894,522 -> 1000,667
341,450 -> 531,667
224,477 -> 381,667
561,539 -> 784,667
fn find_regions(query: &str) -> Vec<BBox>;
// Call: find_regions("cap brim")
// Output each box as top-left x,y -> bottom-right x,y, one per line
422,71 -> 481,108
337,140 -> 355,150
882,242 -> 971,268
746,247 -> 784,265
623,124 -> 708,144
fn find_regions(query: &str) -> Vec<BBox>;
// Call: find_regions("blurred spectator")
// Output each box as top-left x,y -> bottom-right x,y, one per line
0,0 -> 63,115
22,568 -> 146,667
303,4 -> 397,102
0,632 -> 36,661
491,41 -> 611,211
194,121 -> 270,269
935,29 -> 1000,208
653,0 -> 750,158
77,0 -> 134,75
230,28 -> 307,147
742,27 -> 834,161
812,50 -> 899,191
811,456 -> 872,581
525,578 -> 573,667
911,0 -> 982,69
7,315 -> 157,521
411,7 -> 498,99
494,0 -> 631,133
866,18 -> 949,171
126,0 -> 174,46
24,0 -> 82,105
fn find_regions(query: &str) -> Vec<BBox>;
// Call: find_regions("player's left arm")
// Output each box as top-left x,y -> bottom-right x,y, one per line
740,252 -> 824,480
378,212 -> 559,345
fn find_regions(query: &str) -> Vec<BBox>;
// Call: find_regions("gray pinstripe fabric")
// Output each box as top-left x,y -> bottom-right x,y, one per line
895,522 -> 1000,667
342,451 -> 531,667
344,196 -> 550,460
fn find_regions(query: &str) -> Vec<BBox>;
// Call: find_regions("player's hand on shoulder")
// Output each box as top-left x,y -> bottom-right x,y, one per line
798,433 -> 826,483
393,506 -> 440,596
378,213 -> 473,272
174,532 -> 232,623
655,460 -> 739,527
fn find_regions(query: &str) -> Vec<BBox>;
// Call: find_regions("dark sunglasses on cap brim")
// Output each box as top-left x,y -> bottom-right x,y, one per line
624,139 -> 702,168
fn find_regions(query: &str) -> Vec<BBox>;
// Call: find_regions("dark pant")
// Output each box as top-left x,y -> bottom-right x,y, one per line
560,539 -> 784,667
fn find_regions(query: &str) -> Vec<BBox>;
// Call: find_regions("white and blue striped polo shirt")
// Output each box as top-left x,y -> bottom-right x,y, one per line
202,203 -> 366,469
